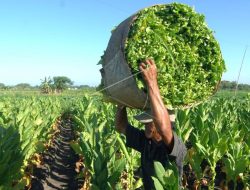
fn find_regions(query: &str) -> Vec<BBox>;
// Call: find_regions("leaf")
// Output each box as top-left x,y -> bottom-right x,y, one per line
70,141 -> 82,155
34,141 -> 45,153
96,165 -> 108,185
183,127 -> 193,142
108,159 -> 126,184
209,126 -> 219,145
91,184 -> 100,190
195,142 -> 208,156
152,177 -> 164,190
134,178 -> 143,189
34,117 -> 43,126
153,161 -> 165,185
94,156 -> 103,173
215,140 -> 227,159
163,169 -> 176,186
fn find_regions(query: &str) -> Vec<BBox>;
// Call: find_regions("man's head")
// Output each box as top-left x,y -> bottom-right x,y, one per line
134,109 -> 175,141
144,121 -> 162,141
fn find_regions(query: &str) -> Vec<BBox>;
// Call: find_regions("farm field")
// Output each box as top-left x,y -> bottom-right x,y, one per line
0,92 -> 249,190
214,90 -> 250,98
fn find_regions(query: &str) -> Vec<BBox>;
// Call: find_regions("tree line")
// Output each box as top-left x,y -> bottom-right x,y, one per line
219,80 -> 250,91
0,76 -> 95,93
1,79 -> 249,93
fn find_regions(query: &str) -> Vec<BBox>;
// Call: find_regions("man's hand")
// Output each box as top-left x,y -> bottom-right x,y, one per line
139,59 -> 158,88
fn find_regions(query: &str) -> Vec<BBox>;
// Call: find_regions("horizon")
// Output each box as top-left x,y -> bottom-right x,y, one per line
1,79 -> 250,88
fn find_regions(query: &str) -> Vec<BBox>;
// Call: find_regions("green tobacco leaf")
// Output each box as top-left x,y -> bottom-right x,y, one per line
163,169 -> 176,186
108,159 -> 126,184
152,177 -> 164,190
96,166 -> 108,186
34,117 -> 43,126
183,127 -> 193,143
134,178 -> 143,189
195,142 -> 208,156
34,141 -> 45,153
215,140 -> 227,159
94,157 -> 103,173
91,184 -> 100,190
153,161 -> 165,185
70,141 -> 82,155
209,126 -> 219,145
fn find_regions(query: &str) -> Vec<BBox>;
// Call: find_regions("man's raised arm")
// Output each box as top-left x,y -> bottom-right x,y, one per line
139,59 -> 174,150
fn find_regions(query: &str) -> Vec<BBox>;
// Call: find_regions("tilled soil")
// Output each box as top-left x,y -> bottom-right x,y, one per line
29,118 -> 83,190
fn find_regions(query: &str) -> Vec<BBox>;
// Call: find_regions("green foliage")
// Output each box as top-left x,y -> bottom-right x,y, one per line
125,3 -> 225,108
14,83 -> 32,90
0,126 -> 23,187
152,161 -> 179,190
0,96 -> 70,188
40,77 -> 53,94
40,76 -> 73,94
71,95 -> 142,189
0,83 -> 6,89
0,93 -> 249,189
53,76 -> 73,92
175,96 -> 250,188
71,97 -> 125,189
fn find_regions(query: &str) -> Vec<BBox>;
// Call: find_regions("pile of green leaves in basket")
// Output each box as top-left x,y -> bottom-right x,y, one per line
125,3 -> 225,108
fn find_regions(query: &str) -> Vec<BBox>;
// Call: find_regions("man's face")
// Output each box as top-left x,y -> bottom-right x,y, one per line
144,122 -> 155,139
144,122 -> 162,142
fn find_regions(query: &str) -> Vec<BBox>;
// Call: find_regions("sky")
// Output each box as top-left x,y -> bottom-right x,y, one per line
0,0 -> 249,86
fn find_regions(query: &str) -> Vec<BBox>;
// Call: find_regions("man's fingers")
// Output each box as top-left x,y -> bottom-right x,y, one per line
149,59 -> 155,65
140,58 -> 156,73
141,62 -> 147,68
145,59 -> 152,66
139,65 -> 144,73
140,63 -> 147,69
143,59 -> 155,69
144,58 -> 153,65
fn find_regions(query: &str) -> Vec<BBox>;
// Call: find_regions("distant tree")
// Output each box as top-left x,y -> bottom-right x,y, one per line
78,85 -> 96,89
0,83 -> 5,89
229,81 -> 237,90
238,83 -> 250,91
33,85 -> 40,90
219,80 -> 230,89
219,80 -> 250,91
53,76 -> 73,93
80,85 -> 96,91
40,77 -> 53,94
15,83 -> 32,90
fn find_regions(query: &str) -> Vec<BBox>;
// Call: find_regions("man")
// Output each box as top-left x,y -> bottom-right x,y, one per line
115,59 -> 187,189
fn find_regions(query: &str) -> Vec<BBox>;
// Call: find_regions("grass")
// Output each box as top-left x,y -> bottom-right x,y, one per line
1,89 -> 249,101
0,90 -> 40,96
214,89 -> 250,98
0,89 -> 97,97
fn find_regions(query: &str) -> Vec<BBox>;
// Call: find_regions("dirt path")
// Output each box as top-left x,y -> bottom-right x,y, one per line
30,117 -> 83,190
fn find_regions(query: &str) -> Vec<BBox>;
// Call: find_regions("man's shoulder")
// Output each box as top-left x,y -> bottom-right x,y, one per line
169,131 -> 187,158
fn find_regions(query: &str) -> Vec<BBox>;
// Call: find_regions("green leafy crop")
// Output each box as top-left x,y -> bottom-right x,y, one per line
125,3 -> 226,108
